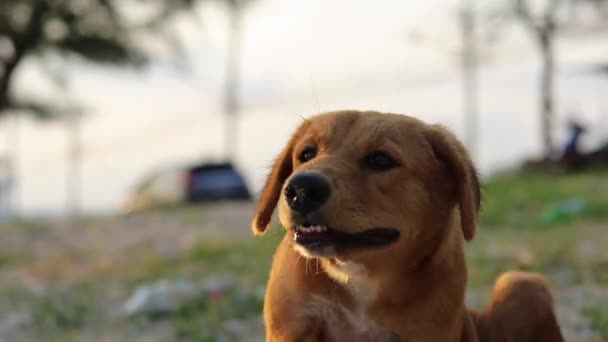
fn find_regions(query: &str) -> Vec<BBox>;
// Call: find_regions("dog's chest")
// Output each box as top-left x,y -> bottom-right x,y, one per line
305,294 -> 398,342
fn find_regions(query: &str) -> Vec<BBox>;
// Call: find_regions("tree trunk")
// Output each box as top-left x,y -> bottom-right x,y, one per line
0,2 -> 47,220
0,56 -> 20,112
67,110 -> 82,225
8,113 -> 20,219
461,0 -> 479,163
223,2 -> 242,161
539,30 -> 555,159
0,1 -> 47,114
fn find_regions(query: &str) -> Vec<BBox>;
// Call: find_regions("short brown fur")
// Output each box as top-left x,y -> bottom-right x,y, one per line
252,110 -> 563,342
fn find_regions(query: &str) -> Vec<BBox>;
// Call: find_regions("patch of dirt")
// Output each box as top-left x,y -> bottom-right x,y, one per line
0,202 -> 255,285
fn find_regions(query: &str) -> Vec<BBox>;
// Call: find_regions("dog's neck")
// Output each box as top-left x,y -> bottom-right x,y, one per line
321,208 -> 467,310
302,210 -> 469,340
321,258 -> 378,306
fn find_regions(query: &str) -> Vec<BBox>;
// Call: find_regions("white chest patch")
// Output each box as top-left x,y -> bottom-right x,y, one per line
325,260 -> 377,304
304,261 -> 398,341
304,295 -> 397,341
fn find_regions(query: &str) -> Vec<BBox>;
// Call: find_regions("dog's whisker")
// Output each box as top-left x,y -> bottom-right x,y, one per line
314,259 -> 325,278
307,257 -> 314,277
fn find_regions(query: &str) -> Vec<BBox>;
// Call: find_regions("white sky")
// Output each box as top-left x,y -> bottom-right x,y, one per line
1,0 -> 607,215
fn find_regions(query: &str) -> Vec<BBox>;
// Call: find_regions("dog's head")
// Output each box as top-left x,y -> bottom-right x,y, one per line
252,111 -> 480,264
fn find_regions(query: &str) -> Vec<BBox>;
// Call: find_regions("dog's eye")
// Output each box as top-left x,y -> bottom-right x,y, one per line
366,152 -> 398,171
298,147 -> 317,163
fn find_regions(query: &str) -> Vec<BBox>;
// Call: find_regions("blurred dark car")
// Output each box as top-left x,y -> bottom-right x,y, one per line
185,163 -> 251,202
121,162 -> 251,213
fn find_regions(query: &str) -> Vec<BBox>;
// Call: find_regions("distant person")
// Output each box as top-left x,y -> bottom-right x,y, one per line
561,120 -> 586,170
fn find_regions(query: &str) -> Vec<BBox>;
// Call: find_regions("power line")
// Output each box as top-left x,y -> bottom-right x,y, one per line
23,114 -> 212,172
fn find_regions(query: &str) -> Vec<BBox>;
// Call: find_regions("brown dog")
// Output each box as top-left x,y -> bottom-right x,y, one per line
252,110 -> 563,341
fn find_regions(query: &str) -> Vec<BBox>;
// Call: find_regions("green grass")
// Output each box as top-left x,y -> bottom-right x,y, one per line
31,284 -> 96,334
465,224 -> 608,288
1,219 -> 51,235
584,306 -> 608,341
133,228 -> 284,286
480,170 -> 608,228
172,287 -> 264,341
125,231 -> 283,341
0,254 -> 16,269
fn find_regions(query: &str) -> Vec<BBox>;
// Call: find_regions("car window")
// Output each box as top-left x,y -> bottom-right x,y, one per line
191,169 -> 244,191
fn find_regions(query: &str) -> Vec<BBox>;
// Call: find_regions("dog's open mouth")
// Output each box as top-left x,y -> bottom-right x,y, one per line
294,223 -> 400,251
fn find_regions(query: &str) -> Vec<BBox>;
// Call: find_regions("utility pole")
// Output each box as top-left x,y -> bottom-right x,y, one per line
223,0 -> 242,162
67,108 -> 82,225
0,156 -> 9,222
460,0 -> 479,163
9,112 -> 20,220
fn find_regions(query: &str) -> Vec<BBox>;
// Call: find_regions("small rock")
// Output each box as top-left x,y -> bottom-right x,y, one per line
0,311 -> 31,340
122,279 -> 198,316
223,319 -> 249,335
204,277 -> 236,299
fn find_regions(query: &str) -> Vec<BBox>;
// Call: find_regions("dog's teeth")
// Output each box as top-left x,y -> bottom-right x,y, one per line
296,225 -> 329,234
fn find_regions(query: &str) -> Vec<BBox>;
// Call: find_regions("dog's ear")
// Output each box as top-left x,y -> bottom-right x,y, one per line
425,125 -> 481,241
252,121 -> 311,235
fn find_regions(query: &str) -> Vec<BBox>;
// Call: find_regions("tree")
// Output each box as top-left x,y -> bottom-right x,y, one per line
511,0 -> 607,159
408,1 -> 489,163
0,0 -> 203,219
513,0 -> 560,159
428,0 -> 607,162
0,0 -> 203,116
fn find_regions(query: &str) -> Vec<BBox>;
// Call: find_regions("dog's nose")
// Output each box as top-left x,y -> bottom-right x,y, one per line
284,172 -> 331,215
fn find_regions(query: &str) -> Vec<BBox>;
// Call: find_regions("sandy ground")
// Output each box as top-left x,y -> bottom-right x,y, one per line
0,202 -> 256,285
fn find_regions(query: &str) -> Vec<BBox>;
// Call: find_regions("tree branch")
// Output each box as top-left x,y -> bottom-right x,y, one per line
513,0 -> 537,32
0,1 -> 48,113
543,0 -> 560,33
513,0 -> 560,42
